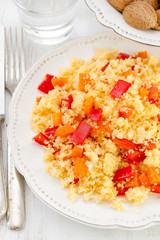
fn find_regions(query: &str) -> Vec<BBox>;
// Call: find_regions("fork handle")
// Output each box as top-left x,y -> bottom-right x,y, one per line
0,121 -> 7,219
7,144 -> 25,230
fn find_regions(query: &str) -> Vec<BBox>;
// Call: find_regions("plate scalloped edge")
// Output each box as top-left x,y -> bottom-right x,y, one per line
8,32 -> 160,230
85,0 -> 160,47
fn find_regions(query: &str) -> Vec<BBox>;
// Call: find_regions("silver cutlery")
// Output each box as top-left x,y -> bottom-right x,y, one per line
5,27 -> 25,230
0,25 -> 7,220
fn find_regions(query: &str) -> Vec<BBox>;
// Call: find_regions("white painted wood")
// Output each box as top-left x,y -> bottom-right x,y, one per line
1,0 -> 160,239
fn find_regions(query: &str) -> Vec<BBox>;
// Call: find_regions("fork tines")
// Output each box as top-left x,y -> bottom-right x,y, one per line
5,27 -> 25,93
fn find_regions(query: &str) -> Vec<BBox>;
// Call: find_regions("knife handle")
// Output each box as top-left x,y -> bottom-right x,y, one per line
0,121 -> 7,219
7,144 -> 25,230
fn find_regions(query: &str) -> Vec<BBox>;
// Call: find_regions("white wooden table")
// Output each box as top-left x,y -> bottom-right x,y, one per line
1,0 -> 160,239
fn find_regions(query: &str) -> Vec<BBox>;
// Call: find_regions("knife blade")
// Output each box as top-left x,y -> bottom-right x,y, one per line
0,24 -> 7,219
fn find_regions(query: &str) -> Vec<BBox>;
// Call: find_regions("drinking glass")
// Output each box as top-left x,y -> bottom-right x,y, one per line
13,0 -> 79,44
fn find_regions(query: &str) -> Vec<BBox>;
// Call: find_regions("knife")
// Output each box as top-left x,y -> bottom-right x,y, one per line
0,25 -> 7,220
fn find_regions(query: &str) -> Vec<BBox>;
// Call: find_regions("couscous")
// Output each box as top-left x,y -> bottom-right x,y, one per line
30,49 -> 160,210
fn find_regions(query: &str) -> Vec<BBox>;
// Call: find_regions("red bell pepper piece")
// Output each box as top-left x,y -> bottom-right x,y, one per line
124,149 -> 146,165
37,74 -> 54,94
116,53 -> 131,60
101,62 -> 110,72
131,66 -> 135,71
32,132 -> 50,146
113,138 -> 139,150
71,121 -> 92,145
69,178 -> 79,185
119,107 -> 132,119
110,80 -> 131,98
61,94 -> 73,109
151,184 -> 160,193
74,178 -> 79,184
148,86 -> 159,103
90,109 -> 102,122
115,184 -> 127,196
46,74 -> 53,79
44,127 -> 58,136
117,187 -> 127,196
113,166 -> 133,182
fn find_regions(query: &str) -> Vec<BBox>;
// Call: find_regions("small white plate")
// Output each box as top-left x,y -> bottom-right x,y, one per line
8,32 -> 160,230
85,0 -> 160,46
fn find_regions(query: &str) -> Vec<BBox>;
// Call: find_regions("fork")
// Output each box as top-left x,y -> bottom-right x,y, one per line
5,27 -> 25,230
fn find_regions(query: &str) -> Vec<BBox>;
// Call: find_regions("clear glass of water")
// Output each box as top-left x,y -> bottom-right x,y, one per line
13,0 -> 79,44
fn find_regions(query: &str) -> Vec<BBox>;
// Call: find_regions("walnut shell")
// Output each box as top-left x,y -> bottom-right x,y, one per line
123,1 -> 157,29
133,0 -> 158,10
144,0 -> 158,9
154,24 -> 160,30
108,0 -> 133,12
156,9 -> 160,25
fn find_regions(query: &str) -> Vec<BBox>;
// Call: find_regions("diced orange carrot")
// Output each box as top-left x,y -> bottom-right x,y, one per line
90,121 -> 113,137
74,115 -> 83,122
119,107 -> 132,119
125,171 -> 139,188
51,76 -> 68,87
90,126 -> 101,137
144,139 -> 156,150
73,157 -> 88,178
84,96 -> 94,116
54,151 -> 69,161
78,73 -> 91,91
123,69 -> 135,77
55,124 -> 75,137
139,173 -> 150,187
135,51 -> 148,59
157,99 -> 160,109
157,114 -> 160,122
71,146 -> 83,158
52,112 -> 63,127
36,96 -> 42,104
54,151 -> 60,159
139,86 -> 148,99
157,92 -> 160,108
148,86 -> 159,103
147,166 -> 160,184
104,122 -> 113,137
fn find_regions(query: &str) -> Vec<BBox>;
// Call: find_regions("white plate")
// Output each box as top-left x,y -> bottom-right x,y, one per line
9,32 -> 160,230
85,0 -> 160,46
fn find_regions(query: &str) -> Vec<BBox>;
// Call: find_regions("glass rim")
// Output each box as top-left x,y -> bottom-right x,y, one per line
13,0 -> 78,16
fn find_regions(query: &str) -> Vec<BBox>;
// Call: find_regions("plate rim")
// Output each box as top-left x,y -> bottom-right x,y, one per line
8,32 -> 160,230
85,0 -> 160,47
18,175 -> 160,231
